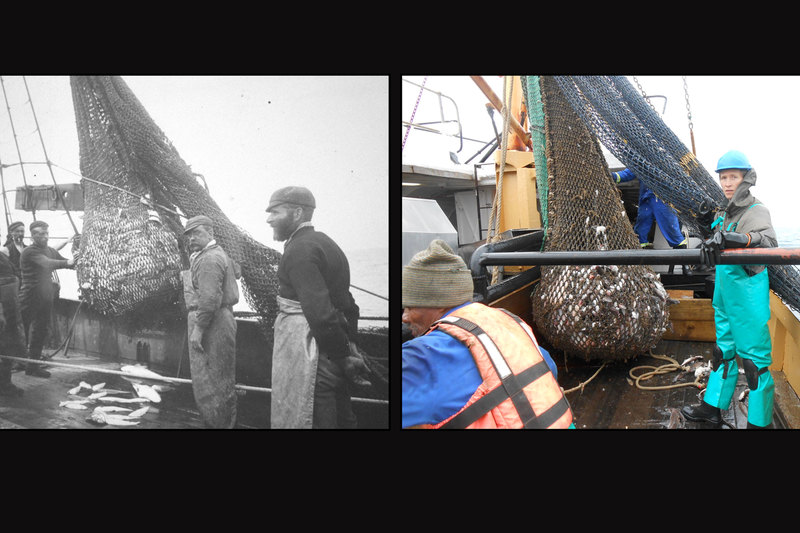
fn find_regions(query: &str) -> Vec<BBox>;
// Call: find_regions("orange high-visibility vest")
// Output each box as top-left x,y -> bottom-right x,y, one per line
420,302 -> 573,429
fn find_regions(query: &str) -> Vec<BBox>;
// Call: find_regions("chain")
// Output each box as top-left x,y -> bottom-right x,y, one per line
632,76 -> 656,112
683,76 -> 694,131
402,76 -> 428,151
683,76 -> 697,155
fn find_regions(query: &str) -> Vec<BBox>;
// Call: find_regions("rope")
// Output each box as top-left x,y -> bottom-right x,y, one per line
563,361 -> 607,394
0,77 -> 35,220
487,76 -> 513,285
22,76 -> 79,235
0,353 -> 387,405
628,350 -> 705,391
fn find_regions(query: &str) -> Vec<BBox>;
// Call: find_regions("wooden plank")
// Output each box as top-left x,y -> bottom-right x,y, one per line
663,295 -> 716,342
489,280 -> 536,327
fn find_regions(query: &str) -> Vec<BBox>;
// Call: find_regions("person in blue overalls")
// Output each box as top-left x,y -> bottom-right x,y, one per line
611,168 -> 688,249
681,150 -> 778,428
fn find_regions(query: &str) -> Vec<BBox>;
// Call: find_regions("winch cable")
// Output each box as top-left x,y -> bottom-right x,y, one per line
0,76 -> 35,220
22,76 -> 80,235
0,352 -> 387,405
41,300 -> 85,360
52,163 -> 186,219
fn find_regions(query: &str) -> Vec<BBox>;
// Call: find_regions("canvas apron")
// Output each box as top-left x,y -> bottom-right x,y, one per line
270,295 -> 319,429
0,280 -> 25,386
181,270 -> 237,429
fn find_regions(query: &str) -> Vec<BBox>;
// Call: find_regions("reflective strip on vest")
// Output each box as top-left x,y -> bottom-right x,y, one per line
437,316 -> 512,379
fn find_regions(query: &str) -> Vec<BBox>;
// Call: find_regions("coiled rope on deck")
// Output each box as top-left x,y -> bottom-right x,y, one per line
628,350 -> 705,391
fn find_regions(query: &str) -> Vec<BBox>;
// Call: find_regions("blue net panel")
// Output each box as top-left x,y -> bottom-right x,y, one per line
527,75 -> 800,314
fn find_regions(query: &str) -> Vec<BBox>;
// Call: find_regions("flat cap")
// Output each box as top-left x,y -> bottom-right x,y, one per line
30,220 -> 48,232
8,221 -> 24,232
183,215 -> 214,234
267,186 -> 316,211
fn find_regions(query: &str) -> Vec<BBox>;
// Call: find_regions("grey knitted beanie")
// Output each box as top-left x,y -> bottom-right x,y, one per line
402,239 -> 473,308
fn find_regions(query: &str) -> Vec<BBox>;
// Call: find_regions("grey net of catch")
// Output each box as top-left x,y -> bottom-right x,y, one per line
70,76 -> 281,342
525,75 -> 669,362
549,75 -> 800,315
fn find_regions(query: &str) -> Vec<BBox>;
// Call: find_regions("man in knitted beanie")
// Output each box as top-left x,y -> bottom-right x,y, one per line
402,239 -> 571,429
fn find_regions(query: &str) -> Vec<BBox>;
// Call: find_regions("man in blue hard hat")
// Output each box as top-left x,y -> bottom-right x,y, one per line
681,150 -> 778,429
611,168 -> 688,249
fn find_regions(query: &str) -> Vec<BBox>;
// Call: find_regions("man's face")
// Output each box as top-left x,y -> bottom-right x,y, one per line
719,169 -> 745,200
185,225 -> 212,253
11,226 -> 24,244
31,227 -> 48,247
266,204 -> 301,242
402,307 -> 448,338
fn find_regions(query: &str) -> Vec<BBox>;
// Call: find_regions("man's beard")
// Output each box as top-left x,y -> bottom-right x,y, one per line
272,220 -> 294,242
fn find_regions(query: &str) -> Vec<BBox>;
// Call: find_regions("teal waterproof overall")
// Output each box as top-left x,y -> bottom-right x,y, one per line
703,213 -> 774,427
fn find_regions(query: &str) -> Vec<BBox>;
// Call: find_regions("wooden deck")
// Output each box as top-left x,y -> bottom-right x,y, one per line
558,338 -> 799,430
0,349 -> 387,429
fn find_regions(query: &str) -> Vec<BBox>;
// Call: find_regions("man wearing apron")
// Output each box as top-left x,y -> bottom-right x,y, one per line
182,215 -> 240,428
266,186 -> 369,429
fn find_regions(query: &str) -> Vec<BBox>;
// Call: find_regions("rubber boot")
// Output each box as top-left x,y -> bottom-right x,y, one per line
0,360 -> 23,396
746,421 -> 772,429
25,355 -> 51,378
681,401 -> 721,425
0,381 -> 24,396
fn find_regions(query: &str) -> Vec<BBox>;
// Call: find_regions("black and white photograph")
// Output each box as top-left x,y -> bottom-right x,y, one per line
0,75 -> 388,429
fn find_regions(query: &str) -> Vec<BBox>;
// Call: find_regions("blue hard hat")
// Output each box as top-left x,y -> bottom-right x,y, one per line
715,150 -> 752,172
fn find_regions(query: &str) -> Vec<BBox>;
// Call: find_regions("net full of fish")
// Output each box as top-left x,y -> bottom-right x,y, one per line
523,75 -> 670,362
533,262 -> 669,361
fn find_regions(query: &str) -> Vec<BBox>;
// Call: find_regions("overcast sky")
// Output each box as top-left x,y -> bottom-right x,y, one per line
1,75 -> 388,252
402,75 -> 800,230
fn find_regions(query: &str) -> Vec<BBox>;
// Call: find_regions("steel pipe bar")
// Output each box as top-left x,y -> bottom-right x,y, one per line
478,248 -> 800,267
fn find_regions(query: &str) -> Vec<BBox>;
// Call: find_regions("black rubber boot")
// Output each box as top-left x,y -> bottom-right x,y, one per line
0,382 -> 24,397
25,362 -> 51,378
746,422 -> 772,429
681,401 -> 721,425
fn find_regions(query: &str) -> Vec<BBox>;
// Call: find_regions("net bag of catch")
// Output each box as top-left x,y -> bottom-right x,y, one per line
70,76 -> 281,328
76,199 -> 183,316
524,76 -> 669,361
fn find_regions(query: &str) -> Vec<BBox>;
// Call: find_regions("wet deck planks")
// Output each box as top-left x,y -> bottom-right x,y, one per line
558,338 -> 764,429
0,351 -> 270,429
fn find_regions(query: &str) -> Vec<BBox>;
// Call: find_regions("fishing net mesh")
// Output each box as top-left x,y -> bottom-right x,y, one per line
70,76 -> 281,341
547,75 -> 800,314
526,75 -> 670,361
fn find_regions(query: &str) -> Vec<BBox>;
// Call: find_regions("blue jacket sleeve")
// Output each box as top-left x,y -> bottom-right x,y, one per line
611,168 -> 636,184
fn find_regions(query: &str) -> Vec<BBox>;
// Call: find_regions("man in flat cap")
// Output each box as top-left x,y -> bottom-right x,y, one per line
266,185 -> 369,429
19,220 -> 75,378
3,221 -> 26,281
182,214 -> 240,428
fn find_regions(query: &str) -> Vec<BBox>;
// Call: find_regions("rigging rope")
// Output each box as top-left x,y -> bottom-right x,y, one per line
22,76 -> 79,235
486,76 -> 513,285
